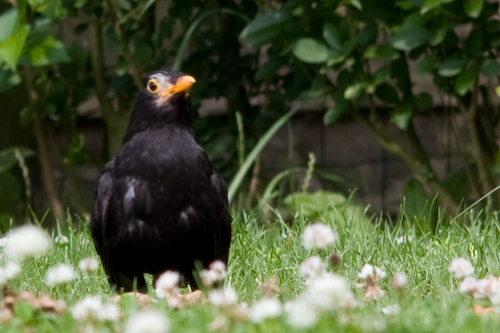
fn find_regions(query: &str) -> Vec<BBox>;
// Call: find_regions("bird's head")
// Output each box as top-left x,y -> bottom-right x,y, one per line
124,71 -> 197,143
144,71 -> 196,107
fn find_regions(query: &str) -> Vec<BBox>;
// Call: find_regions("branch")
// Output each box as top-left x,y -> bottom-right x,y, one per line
23,69 -> 64,222
354,109 -> 459,216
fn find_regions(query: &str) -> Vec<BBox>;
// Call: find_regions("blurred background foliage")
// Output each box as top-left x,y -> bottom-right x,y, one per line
0,0 -> 500,231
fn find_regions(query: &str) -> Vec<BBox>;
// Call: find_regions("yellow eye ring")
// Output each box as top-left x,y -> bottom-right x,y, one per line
147,79 -> 159,94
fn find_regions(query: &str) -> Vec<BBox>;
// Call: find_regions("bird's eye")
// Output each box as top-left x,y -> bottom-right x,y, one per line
147,79 -> 159,94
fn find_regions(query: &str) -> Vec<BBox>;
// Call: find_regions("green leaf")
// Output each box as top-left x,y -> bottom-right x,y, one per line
324,101 -> 349,125
496,86 -> 500,98
454,68 -> 477,96
0,8 -> 22,42
429,22 -> 448,46
22,35 -> 70,66
437,58 -> 467,77
291,38 -> 330,64
421,0 -> 445,14
375,84 -> 400,104
391,100 -> 413,129
323,23 -> 342,51
344,82 -> 366,100
416,55 -> 436,74
0,24 -> 29,69
255,56 -> 286,81
391,27 -> 429,51
464,0 -> 484,18
0,68 -> 21,93
480,59 -> 500,77
13,302 -> 34,324
240,11 -> 293,47
414,92 -> 433,111
373,67 -> 391,85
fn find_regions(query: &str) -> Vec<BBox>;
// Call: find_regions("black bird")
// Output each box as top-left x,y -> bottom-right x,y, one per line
91,71 -> 231,293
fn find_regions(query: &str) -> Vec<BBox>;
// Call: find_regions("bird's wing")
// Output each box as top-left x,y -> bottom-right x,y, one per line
91,160 -> 119,285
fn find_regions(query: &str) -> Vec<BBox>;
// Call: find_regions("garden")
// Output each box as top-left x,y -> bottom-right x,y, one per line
1,0 -> 500,331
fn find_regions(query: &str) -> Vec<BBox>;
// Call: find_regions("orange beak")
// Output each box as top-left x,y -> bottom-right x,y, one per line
161,75 -> 196,97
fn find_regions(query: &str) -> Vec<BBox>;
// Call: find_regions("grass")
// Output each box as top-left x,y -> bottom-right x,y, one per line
2,206 -> 500,332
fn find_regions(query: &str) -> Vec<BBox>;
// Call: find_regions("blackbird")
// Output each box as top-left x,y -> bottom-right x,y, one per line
91,71 -> 231,293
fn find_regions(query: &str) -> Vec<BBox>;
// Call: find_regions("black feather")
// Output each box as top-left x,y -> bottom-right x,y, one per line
91,71 -> 231,293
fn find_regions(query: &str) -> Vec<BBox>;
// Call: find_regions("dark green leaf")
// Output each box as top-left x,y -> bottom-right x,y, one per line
323,23 -> 342,51
421,0 -> 445,14
429,22 -> 448,46
454,68 -> 477,96
480,59 -> 500,77
443,168 -> 472,204
416,55 -> 436,74
0,68 -> 21,93
324,101 -> 349,125
373,67 -> 391,85
437,58 -> 467,77
391,100 -> 413,129
414,92 -> 433,111
255,56 -> 286,81
375,84 -> 400,104
292,38 -> 330,64
344,82 -> 366,100
22,35 -> 70,66
356,21 -> 378,46
391,27 -> 429,51
240,11 -> 293,47
464,0 -> 484,18
485,20 -> 500,33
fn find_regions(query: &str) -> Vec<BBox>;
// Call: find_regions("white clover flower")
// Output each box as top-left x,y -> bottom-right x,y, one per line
363,286 -> 385,301
392,272 -> 407,291
382,304 -> 400,315
54,235 -> 69,245
306,272 -> 352,309
488,279 -> 500,306
448,258 -> 474,280
5,225 -> 50,260
0,237 -> 7,247
78,258 -> 99,274
248,297 -> 283,323
209,260 -> 227,277
100,303 -> 120,322
200,260 -> 227,287
302,223 -> 336,250
155,271 -> 180,299
0,262 -> 21,284
72,295 -> 105,321
299,256 -> 325,280
396,236 -> 412,244
45,264 -> 76,286
200,269 -> 219,287
475,277 -> 498,300
284,296 -> 319,328
208,286 -> 238,307
358,264 -> 386,284
459,276 -> 478,296
124,310 -> 170,333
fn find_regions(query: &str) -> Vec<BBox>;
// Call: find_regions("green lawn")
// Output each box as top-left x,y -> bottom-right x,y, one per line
2,208 -> 500,332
